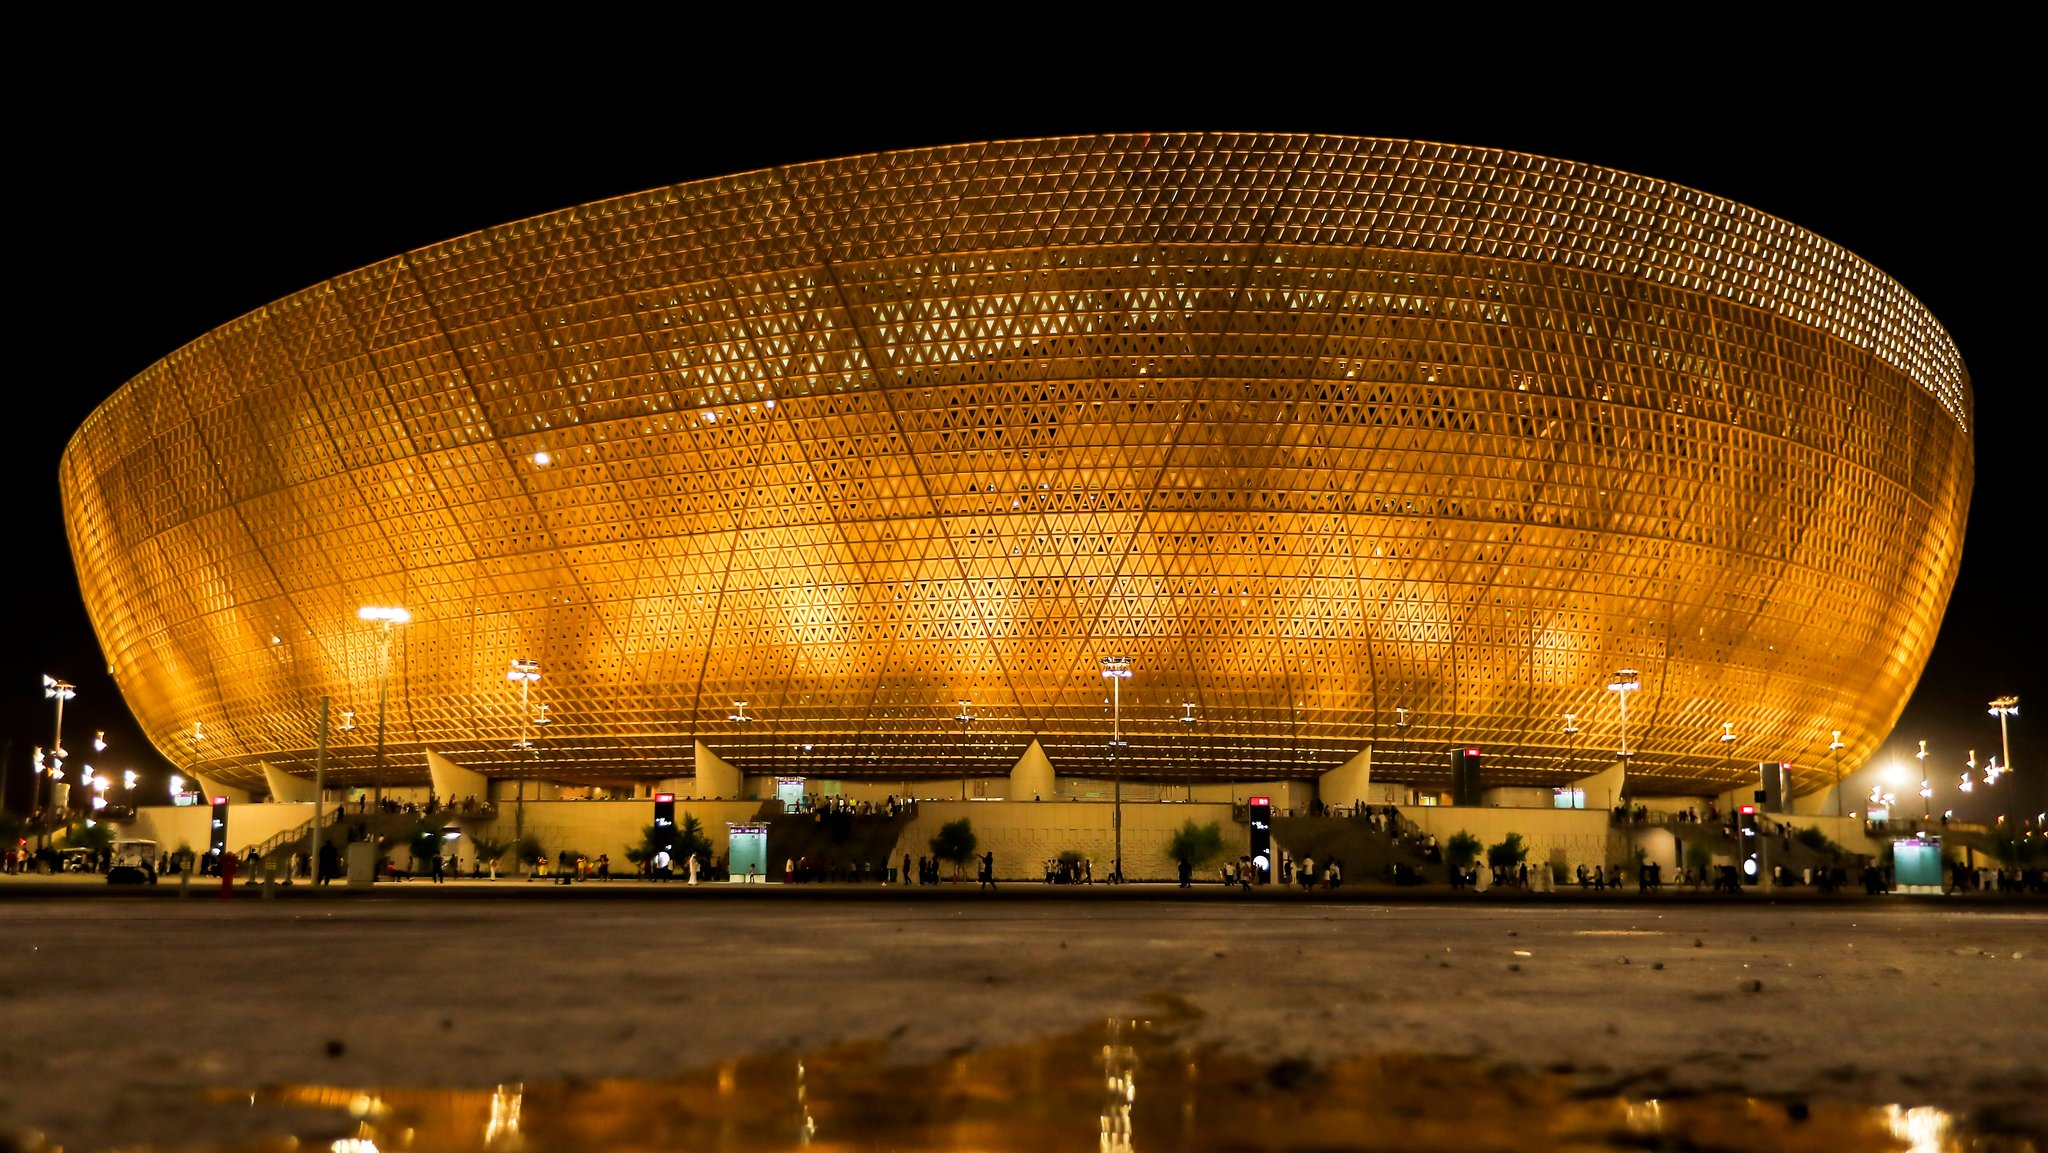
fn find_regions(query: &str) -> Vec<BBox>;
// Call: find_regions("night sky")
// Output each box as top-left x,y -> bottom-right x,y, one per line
9,45 -> 2035,824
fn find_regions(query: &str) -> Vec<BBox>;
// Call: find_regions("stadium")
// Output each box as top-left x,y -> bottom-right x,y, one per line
61,133 -> 1971,805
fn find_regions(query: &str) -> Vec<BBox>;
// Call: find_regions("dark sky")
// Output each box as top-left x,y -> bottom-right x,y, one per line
8,41 -> 2037,824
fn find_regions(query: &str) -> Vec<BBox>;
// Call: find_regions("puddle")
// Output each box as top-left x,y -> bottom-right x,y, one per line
140,1017 -> 2032,1152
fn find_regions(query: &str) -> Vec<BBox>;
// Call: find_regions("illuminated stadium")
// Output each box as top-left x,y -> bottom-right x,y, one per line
60,133 -> 1972,798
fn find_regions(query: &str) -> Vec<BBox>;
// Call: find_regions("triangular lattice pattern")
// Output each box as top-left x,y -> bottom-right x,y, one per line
60,134 -> 1972,797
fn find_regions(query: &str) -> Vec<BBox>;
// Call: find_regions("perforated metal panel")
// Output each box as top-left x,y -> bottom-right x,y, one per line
60,133 -> 1972,796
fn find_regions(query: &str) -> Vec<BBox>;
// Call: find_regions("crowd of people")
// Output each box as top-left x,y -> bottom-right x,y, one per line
782,855 -> 890,883
787,793 -> 917,819
1613,803 -> 1717,825
1043,856 -> 1093,884
349,793 -> 491,817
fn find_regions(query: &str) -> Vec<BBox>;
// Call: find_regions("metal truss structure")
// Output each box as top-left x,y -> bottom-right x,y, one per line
61,134 -> 1972,796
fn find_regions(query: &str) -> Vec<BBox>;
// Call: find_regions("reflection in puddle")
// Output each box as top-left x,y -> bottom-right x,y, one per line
179,1017 -> 2027,1153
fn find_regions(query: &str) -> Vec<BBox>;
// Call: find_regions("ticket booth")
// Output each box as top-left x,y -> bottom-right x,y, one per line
728,823 -> 768,882
775,777 -> 805,812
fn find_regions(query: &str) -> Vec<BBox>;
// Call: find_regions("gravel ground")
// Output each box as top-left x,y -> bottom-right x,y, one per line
0,888 -> 2041,1149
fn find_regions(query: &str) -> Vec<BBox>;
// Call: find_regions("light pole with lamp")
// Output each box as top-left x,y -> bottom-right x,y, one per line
508,658 -> 542,835
358,606 -> 411,810
42,676 -> 75,831
1181,702 -> 1198,802
1988,696 -> 2018,822
953,700 -> 973,800
1558,713 -> 1582,785
1721,721 -> 1738,798
1102,657 -> 1131,883
1829,730 -> 1847,818
1915,740 -> 1933,822
1607,669 -> 1639,766
1608,669 -> 1640,813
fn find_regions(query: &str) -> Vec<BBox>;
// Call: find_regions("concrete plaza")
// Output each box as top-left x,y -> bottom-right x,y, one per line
1,888 -> 2042,1148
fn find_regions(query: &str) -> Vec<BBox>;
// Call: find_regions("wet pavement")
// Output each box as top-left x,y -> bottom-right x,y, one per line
0,896 -> 2041,1150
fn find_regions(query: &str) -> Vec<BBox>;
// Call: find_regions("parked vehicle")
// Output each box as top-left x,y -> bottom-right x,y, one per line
108,839 -> 159,885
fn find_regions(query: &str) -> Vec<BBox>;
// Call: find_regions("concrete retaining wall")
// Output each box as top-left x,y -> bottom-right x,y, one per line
886,799 -> 1239,882
134,802 -> 316,857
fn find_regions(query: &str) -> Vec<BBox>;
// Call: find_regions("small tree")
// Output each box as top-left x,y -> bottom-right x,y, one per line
1445,831 -> 1482,871
470,834 -> 513,874
929,818 -> 977,879
675,814 -> 714,864
59,821 -> 116,859
1485,832 -> 1530,871
1684,838 -> 1714,875
1794,826 -> 1834,852
515,833 -> 545,874
1166,820 -> 1227,871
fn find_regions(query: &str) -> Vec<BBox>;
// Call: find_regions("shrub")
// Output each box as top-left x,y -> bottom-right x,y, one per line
1794,825 -> 1834,852
469,834 -> 513,868
1445,831 -> 1483,870
1485,832 -> 1530,870
1685,838 -> 1714,873
59,820 -> 115,858
1166,820 -> 1227,869
929,818 -> 978,878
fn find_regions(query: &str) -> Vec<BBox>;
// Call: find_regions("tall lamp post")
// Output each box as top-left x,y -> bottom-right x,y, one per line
358,606 -> 411,810
1915,740 -> 1932,822
1829,730 -> 1847,818
1101,657 -> 1131,883
43,676 -> 75,816
1988,697 -> 2019,821
39,676 -> 76,844
954,700 -> 974,800
508,658 -> 542,834
1607,669 -> 1640,778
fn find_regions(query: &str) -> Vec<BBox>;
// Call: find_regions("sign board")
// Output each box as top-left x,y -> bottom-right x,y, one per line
1247,796 -> 1272,883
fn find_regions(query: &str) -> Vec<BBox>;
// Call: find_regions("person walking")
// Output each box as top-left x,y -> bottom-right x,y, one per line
431,851 -> 446,884
219,850 -> 240,899
979,851 -> 997,891
687,852 -> 701,886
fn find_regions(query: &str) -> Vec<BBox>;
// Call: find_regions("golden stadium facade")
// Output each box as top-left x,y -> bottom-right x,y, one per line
60,133 -> 1972,797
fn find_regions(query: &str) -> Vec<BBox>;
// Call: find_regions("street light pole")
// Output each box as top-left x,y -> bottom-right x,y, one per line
954,700 -> 973,801
1915,740 -> 1933,822
358,606 -> 411,810
1607,669 -> 1640,798
508,658 -> 542,836
1830,730 -> 1846,819
41,676 -> 76,844
1101,657 -> 1131,883
1988,698 -> 2018,823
